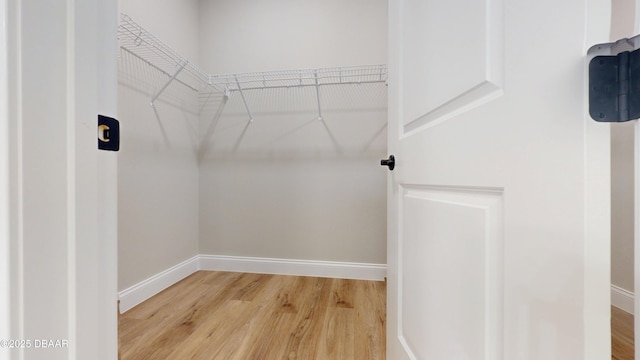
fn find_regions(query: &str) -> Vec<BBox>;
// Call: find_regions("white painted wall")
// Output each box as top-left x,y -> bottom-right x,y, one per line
118,0 -> 201,291
610,0 -> 635,295
198,0 -> 388,264
198,0 -> 388,73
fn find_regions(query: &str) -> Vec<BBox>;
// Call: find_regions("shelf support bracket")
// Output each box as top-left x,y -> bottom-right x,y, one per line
235,75 -> 254,122
314,70 -> 323,121
151,60 -> 187,107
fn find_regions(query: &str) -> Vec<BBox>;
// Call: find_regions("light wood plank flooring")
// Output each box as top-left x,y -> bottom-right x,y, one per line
612,306 -> 634,360
119,271 -> 386,360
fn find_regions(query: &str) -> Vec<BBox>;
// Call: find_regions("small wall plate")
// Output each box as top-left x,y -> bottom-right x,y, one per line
98,115 -> 120,151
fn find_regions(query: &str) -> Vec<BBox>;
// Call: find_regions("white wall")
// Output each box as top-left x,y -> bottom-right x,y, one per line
198,0 -> 388,264
610,0 -> 635,294
198,0 -> 388,73
118,0 -> 201,291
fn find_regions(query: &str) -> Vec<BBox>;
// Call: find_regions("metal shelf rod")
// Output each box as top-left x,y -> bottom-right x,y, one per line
151,61 -> 187,107
222,79 -> 386,93
235,76 -> 254,122
314,71 -> 323,121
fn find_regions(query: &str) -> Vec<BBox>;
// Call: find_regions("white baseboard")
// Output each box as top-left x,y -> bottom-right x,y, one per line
118,255 -> 199,313
611,284 -> 634,314
119,254 -> 386,313
199,254 -> 387,281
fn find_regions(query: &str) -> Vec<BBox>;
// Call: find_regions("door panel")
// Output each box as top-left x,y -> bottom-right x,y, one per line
401,0 -> 504,132
399,187 -> 503,359
387,0 -> 612,358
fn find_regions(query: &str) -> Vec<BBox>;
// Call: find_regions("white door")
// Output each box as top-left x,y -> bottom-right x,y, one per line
386,0 -> 612,359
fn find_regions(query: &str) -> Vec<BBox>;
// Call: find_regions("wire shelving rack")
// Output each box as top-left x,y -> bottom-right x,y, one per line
118,13 -> 388,119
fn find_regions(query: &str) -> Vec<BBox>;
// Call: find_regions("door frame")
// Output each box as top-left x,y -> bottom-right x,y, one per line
2,1 -> 118,359
0,0 -> 10,358
635,2 -> 640,358
635,115 -> 640,359
635,0 -> 640,349
580,1 -> 613,357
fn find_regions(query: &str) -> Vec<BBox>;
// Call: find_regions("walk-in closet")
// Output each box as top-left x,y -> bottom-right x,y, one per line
116,1 -> 389,355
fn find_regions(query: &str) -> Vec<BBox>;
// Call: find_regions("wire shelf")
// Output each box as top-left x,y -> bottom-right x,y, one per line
118,13 -> 387,117
209,65 -> 388,93
118,13 -> 216,103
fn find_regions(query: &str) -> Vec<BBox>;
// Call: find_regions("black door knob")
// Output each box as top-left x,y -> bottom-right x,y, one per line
381,155 -> 395,171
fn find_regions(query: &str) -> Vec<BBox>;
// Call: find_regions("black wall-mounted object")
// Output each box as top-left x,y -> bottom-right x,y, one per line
588,35 -> 640,122
98,115 -> 120,151
589,48 -> 640,122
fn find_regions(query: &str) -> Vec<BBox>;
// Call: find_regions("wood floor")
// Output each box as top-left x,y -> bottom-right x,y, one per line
612,306 -> 634,360
119,271 -> 386,360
